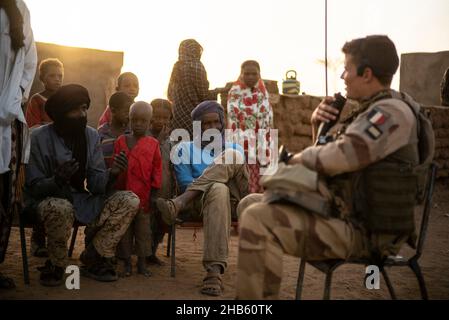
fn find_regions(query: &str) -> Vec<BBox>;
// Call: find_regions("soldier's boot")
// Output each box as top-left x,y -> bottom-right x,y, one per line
37,260 -> 64,287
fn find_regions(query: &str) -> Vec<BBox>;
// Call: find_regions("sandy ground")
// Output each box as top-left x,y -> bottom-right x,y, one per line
1,183 -> 448,300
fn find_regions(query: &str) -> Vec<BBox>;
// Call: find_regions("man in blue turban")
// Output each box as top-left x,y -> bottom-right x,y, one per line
157,100 -> 248,296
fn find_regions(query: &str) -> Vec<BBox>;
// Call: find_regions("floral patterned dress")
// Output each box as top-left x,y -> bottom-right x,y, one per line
227,79 -> 273,193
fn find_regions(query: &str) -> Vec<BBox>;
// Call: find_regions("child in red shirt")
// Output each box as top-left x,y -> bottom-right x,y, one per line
25,58 -> 64,129
114,101 -> 162,276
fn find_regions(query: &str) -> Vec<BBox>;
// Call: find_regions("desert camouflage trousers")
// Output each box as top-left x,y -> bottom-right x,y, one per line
236,194 -> 409,299
185,149 -> 249,272
37,191 -> 139,267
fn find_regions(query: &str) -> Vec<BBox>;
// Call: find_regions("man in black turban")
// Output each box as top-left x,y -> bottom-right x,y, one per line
25,84 -> 140,286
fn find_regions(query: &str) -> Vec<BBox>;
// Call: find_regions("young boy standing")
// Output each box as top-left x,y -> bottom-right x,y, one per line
97,72 -> 139,128
114,101 -> 162,276
25,58 -> 64,129
147,99 -> 175,265
98,92 -> 134,168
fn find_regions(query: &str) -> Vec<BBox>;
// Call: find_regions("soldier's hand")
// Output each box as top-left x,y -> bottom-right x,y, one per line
111,151 -> 128,177
55,159 -> 79,185
311,96 -> 340,125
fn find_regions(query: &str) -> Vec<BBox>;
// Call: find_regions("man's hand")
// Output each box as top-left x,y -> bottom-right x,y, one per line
311,96 -> 340,126
110,151 -> 128,177
55,159 -> 79,185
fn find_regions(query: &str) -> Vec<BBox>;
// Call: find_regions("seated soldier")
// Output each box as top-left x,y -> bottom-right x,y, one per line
156,100 -> 248,296
24,84 -> 140,287
236,35 -> 433,299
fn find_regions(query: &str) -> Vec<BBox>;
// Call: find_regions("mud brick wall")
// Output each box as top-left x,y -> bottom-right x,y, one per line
29,42 -> 124,128
272,94 -> 320,152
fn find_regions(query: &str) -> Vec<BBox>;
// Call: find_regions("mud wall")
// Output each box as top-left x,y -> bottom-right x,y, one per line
29,42 -> 124,127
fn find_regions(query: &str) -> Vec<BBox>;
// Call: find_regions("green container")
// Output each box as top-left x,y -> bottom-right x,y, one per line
282,70 -> 300,95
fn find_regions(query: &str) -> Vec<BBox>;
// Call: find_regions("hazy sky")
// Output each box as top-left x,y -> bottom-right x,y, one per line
25,0 -> 449,100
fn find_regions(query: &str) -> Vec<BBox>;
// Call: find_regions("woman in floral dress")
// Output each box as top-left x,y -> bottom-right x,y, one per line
227,60 -> 273,193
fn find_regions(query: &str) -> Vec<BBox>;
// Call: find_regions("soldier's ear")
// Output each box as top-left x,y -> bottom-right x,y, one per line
361,67 -> 375,83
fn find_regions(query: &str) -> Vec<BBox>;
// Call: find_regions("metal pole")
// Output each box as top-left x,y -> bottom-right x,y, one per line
325,0 -> 328,96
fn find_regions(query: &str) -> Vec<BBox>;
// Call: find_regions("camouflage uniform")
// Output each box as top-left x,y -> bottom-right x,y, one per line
38,191 -> 139,267
182,149 -> 249,272
236,90 -> 420,299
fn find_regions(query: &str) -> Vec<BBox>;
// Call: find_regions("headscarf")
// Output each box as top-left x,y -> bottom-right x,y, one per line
169,39 -> 203,86
168,39 -> 213,136
0,0 -> 24,52
45,84 -> 91,192
178,39 -> 203,62
191,100 -> 225,149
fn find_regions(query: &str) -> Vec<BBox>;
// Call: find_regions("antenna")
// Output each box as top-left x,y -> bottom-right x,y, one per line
325,0 -> 328,96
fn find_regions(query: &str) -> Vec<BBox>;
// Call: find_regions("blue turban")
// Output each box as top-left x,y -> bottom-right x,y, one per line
191,100 -> 225,148
191,100 -> 224,126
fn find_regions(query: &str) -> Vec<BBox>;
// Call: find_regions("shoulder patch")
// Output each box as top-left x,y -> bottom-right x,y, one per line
367,107 -> 389,125
365,124 -> 383,140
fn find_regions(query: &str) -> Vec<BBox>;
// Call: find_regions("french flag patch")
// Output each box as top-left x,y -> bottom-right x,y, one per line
368,109 -> 386,125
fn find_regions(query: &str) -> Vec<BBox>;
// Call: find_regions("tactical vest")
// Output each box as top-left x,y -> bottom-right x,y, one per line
328,90 -> 435,237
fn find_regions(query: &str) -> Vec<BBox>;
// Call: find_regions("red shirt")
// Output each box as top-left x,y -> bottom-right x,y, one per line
98,105 -> 112,128
113,135 -> 162,213
25,93 -> 51,128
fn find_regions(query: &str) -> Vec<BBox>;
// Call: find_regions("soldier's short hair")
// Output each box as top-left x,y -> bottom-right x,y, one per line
342,35 -> 399,86
38,58 -> 64,81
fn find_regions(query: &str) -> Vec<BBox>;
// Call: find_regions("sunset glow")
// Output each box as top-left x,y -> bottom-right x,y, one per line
26,0 -> 449,101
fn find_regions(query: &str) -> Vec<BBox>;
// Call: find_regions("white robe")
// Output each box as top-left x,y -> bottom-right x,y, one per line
0,0 -> 37,174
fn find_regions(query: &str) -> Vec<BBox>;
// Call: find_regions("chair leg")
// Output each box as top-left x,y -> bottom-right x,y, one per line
381,267 -> 397,300
409,259 -> 428,300
68,224 -> 78,258
170,224 -> 176,277
323,270 -> 333,300
166,231 -> 171,257
18,213 -> 30,285
296,259 -> 306,300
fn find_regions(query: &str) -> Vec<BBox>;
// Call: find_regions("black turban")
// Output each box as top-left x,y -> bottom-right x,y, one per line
45,84 -> 91,122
